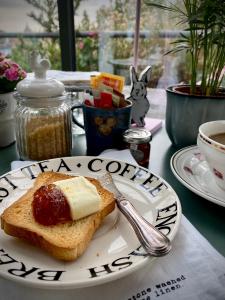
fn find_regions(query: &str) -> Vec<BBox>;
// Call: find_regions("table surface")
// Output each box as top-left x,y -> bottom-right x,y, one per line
0,125 -> 225,257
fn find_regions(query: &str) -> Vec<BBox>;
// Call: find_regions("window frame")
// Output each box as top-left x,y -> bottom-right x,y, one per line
57,0 -> 76,71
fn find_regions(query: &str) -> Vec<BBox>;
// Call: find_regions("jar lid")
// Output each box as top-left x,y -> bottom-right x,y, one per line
123,128 -> 152,144
16,52 -> 65,98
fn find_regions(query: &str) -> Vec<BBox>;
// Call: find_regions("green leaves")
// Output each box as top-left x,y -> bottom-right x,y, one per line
0,78 -> 18,93
145,0 -> 225,96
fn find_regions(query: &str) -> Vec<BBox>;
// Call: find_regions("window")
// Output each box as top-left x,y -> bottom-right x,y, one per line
0,0 -> 190,88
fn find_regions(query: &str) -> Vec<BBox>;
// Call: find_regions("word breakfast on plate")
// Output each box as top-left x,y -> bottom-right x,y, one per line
0,157 -> 178,283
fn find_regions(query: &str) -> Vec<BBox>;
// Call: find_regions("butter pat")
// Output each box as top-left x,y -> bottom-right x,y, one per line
54,176 -> 101,220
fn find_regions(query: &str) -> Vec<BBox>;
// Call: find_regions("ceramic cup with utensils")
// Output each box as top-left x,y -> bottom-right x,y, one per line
72,99 -> 132,156
197,120 -> 225,191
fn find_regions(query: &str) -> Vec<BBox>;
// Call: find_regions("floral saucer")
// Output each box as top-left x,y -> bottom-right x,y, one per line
170,145 -> 225,207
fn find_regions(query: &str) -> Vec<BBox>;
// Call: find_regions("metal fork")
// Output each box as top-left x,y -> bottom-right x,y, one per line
99,172 -> 172,257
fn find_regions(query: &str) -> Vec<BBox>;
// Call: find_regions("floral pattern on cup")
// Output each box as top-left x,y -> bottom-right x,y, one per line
213,168 -> 223,180
183,152 -> 205,175
194,152 -> 205,161
183,166 -> 193,175
94,116 -> 117,136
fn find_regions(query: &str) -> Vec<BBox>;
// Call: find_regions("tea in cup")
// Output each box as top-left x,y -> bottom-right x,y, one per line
197,120 -> 225,190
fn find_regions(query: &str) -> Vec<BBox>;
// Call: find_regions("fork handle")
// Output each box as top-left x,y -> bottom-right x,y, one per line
117,197 -> 172,256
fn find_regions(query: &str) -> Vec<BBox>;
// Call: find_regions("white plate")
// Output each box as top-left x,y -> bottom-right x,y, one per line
0,156 -> 181,289
171,145 -> 225,207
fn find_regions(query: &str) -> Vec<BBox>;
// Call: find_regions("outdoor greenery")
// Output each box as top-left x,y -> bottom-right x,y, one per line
76,10 -> 98,70
11,0 -> 83,71
7,0 -> 194,88
145,0 -> 225,96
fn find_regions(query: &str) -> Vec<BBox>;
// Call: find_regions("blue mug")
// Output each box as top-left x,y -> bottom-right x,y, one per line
72,100 -> 132,155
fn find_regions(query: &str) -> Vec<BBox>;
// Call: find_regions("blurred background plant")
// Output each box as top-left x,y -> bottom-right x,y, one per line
3,0 -> 198,88
145,0 -> 225,95
76,10 -> 98,70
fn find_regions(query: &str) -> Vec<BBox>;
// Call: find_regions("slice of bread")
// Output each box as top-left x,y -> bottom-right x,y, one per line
1,171 -> 115,261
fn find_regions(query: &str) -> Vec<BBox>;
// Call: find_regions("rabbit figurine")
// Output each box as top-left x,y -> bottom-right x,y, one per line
127,65 -> 151,127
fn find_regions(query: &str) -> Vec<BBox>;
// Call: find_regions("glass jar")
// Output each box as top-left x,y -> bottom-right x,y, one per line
15,95 -> 72,161
123,128 -> 152,168
14,53 -> 72,160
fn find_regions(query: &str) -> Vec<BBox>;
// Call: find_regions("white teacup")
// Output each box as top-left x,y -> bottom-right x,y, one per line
197,120 -> 225,191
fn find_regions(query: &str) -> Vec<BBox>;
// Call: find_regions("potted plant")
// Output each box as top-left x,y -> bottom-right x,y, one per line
0,53 -> 26,147
145,0 -> 225,147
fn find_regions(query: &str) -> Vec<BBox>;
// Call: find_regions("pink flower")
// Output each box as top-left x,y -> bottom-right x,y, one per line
19,69 -> 27,79
5,67 -> 19,81
0,56 -> 26,92
0,61 -> 8,76
78,41 -> 84,49
11,62 -> 19,69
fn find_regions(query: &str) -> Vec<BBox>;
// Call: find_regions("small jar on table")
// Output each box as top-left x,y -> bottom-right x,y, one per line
14,54 -> 72,161
123,128 -> 152,168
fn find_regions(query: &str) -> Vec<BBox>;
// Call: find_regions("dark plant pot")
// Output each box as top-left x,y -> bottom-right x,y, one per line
166,85 -> 225,148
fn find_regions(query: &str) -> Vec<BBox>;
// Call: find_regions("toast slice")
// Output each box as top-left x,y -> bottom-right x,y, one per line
1,171 -> 115,261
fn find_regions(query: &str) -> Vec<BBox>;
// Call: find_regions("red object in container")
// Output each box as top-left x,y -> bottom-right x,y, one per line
94,98 -> 101,107
100,92 -> 113,108
84,99 -> 93,106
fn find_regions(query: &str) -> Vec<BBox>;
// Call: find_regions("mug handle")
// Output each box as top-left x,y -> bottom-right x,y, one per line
71,104 -> 84,129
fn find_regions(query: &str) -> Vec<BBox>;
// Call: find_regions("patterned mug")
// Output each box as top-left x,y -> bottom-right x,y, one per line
72,100 -> 132,155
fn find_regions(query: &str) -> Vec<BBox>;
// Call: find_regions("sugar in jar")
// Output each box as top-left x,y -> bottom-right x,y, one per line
123,128 -> 152,168
14,53 -> 72,161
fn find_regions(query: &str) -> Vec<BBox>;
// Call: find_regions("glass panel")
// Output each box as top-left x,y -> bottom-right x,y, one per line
0,0 -> 190,88
75,0 -> 189,88
0,0 -> 60,71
